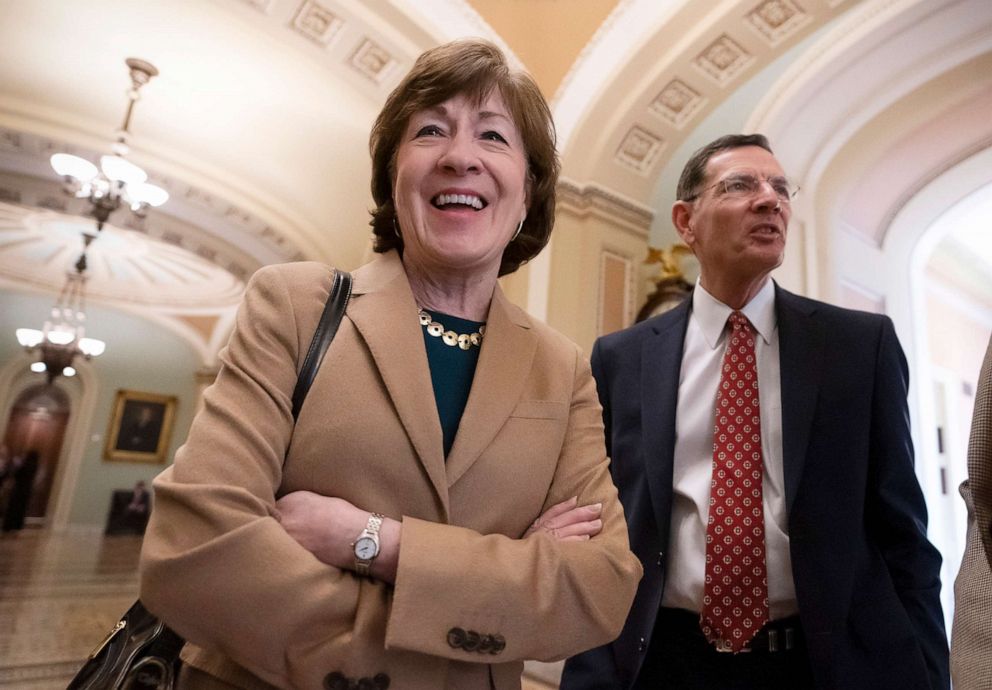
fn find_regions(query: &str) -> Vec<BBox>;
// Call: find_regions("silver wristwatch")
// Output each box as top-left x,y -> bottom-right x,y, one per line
352,513 -> 385,576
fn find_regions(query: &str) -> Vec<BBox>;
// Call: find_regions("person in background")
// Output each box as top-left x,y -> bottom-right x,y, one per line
2,449 -> 39,532
562,133 -> 948,690
0,445 -> 11,522
951,335 -> 992,689
124,479 -> 151,532
140,39 -> 640,690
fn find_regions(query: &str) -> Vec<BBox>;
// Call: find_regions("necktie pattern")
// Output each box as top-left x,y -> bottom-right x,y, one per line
701,311 -> 769,652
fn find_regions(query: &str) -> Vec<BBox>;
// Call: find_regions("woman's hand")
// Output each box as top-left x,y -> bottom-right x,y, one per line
525,496 -> 603,541
275,491 -> 400,583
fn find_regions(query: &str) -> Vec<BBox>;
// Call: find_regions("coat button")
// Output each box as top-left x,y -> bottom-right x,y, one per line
372,673 -> 391,689
447,627 -> 467,649
657,551 -> 664,566
491,634 -> 506,654
323,672 -> 349,690
638,637 -> 647,652
463,630 -> 481,651
478,634 -> 493,653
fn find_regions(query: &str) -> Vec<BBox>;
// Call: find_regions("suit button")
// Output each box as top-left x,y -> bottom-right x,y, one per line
657,551 -> 664,566
323,672 -> 349,690
491,634 -> 506,654
638,637 -> 647,652
478,634 -> 493,653
447,627 -> 467,649
463,630 -> 481,651
372,673 -> 390,689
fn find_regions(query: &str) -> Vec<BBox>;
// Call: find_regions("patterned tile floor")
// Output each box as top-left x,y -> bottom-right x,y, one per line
0,529 -> 558,689
0,529 -> 141,689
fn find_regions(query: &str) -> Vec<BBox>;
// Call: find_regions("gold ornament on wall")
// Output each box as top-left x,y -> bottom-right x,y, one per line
637,243 -> 695,323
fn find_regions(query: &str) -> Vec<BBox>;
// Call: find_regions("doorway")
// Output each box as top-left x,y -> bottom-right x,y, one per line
1,384 -> 71,528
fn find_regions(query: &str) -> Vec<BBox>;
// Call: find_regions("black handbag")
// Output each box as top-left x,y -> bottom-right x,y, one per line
68,269 -> 353,690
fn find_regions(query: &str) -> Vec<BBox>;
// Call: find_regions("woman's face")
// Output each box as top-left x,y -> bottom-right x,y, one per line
392,90 -> 529,279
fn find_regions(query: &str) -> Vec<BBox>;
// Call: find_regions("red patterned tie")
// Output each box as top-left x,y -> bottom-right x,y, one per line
701,310 -> 769,653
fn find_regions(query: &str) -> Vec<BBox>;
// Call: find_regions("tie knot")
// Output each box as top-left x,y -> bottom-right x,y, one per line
728,311 -> 751,331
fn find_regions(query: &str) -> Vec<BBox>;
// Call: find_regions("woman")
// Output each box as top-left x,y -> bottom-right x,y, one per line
140,39 -> 641,690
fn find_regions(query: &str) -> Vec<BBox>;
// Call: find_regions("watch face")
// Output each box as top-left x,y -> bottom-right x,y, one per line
355,536 -> 378,559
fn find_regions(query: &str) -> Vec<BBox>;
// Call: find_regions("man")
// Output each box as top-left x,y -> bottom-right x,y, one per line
951,336 -> 992,688
561,134 -> 949,689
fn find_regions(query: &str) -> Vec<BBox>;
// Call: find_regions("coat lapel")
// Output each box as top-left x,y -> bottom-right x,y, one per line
445,286 -> 538,487
347,252 -> 449,517
776,285 -> 823,516
641,300 -> 691,532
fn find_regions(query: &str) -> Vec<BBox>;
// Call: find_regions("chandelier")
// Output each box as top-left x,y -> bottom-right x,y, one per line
16,235 -> 106,383
49,58 -> 168,231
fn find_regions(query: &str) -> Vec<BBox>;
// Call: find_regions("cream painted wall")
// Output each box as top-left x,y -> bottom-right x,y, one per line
544,189 -> 651,354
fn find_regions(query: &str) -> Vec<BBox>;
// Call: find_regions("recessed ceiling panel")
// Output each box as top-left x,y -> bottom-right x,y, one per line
0,202 -> 245,309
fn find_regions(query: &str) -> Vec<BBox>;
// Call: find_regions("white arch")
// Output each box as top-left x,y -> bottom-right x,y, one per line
747,0 -> 992,296
551,0 -> 684,149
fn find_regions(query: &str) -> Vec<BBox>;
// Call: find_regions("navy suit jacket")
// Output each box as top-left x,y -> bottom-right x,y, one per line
561,285 -> 949,690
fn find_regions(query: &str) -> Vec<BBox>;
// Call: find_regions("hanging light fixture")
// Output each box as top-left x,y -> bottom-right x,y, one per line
50,58 -> 168,231
16,234 -> 106,383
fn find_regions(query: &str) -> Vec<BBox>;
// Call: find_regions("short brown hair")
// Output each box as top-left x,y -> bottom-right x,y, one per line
676,134 -> 773,201
369,39 -> 559,276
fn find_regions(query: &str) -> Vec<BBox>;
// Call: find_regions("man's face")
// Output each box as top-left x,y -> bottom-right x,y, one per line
674,146 -> 791,286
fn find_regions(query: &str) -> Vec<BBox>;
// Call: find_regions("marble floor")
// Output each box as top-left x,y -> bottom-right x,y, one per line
0,529 -> 141,689
0,529 -> 558,689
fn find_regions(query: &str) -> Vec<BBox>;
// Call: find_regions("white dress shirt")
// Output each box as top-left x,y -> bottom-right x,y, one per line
660,279 -> 799,620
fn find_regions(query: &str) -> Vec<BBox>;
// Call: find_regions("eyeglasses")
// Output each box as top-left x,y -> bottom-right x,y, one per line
686,171 -> 799,204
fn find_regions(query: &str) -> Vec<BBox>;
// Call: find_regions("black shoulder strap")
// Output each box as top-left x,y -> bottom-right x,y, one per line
291,269 -> 353,421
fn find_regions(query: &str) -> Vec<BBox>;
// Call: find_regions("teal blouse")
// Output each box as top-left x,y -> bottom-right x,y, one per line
420,309 -> 484,457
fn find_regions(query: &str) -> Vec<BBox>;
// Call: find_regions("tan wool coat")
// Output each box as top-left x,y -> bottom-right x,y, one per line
139,250 -> 642,690
951,335 -> 992,689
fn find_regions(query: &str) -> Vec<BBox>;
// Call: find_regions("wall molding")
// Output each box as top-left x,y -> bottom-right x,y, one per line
557,177 -> 654,237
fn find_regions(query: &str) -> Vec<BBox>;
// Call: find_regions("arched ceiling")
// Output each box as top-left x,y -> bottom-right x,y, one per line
0,0 -> 511,359
557,0 -> 859,203
744,0 -> 992,296
0,0 -> 421,271
1,0 -> 989,363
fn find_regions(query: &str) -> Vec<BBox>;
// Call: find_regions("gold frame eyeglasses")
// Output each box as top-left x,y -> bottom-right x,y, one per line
686,171 -> 800,204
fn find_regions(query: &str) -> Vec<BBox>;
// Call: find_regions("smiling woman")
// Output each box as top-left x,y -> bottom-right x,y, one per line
390,90 -> 530,302
139,39 -> 641,690
370,40 -> 559,286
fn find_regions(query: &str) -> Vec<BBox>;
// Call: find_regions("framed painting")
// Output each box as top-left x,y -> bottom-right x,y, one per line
103,389 -> 178,463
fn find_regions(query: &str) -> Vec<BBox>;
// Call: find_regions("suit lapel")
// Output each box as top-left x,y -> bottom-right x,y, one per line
776,285 -> 823,516
347,252 -> 449,517
641,300 -> 691,532
446,287 -> 537,487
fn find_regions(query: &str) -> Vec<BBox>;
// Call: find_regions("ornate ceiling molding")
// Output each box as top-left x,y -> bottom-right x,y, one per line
230,0 -> 518,82
557,0 -> 858,202
0,126 -> 306,275
0,201 -> 246,310
557,177 -> 654,238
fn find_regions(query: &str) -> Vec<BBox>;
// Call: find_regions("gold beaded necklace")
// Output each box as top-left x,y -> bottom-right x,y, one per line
418,308 -> 485,350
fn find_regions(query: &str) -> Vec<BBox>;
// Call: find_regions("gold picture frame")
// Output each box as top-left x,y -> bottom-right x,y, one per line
103,389 -> 178,464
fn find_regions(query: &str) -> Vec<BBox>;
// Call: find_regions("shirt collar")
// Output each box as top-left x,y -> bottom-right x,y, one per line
692,278 -> 777,349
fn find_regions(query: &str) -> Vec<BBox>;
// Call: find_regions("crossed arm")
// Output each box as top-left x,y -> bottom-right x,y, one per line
276,493 -> 605,583
141,265 -> 641,688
